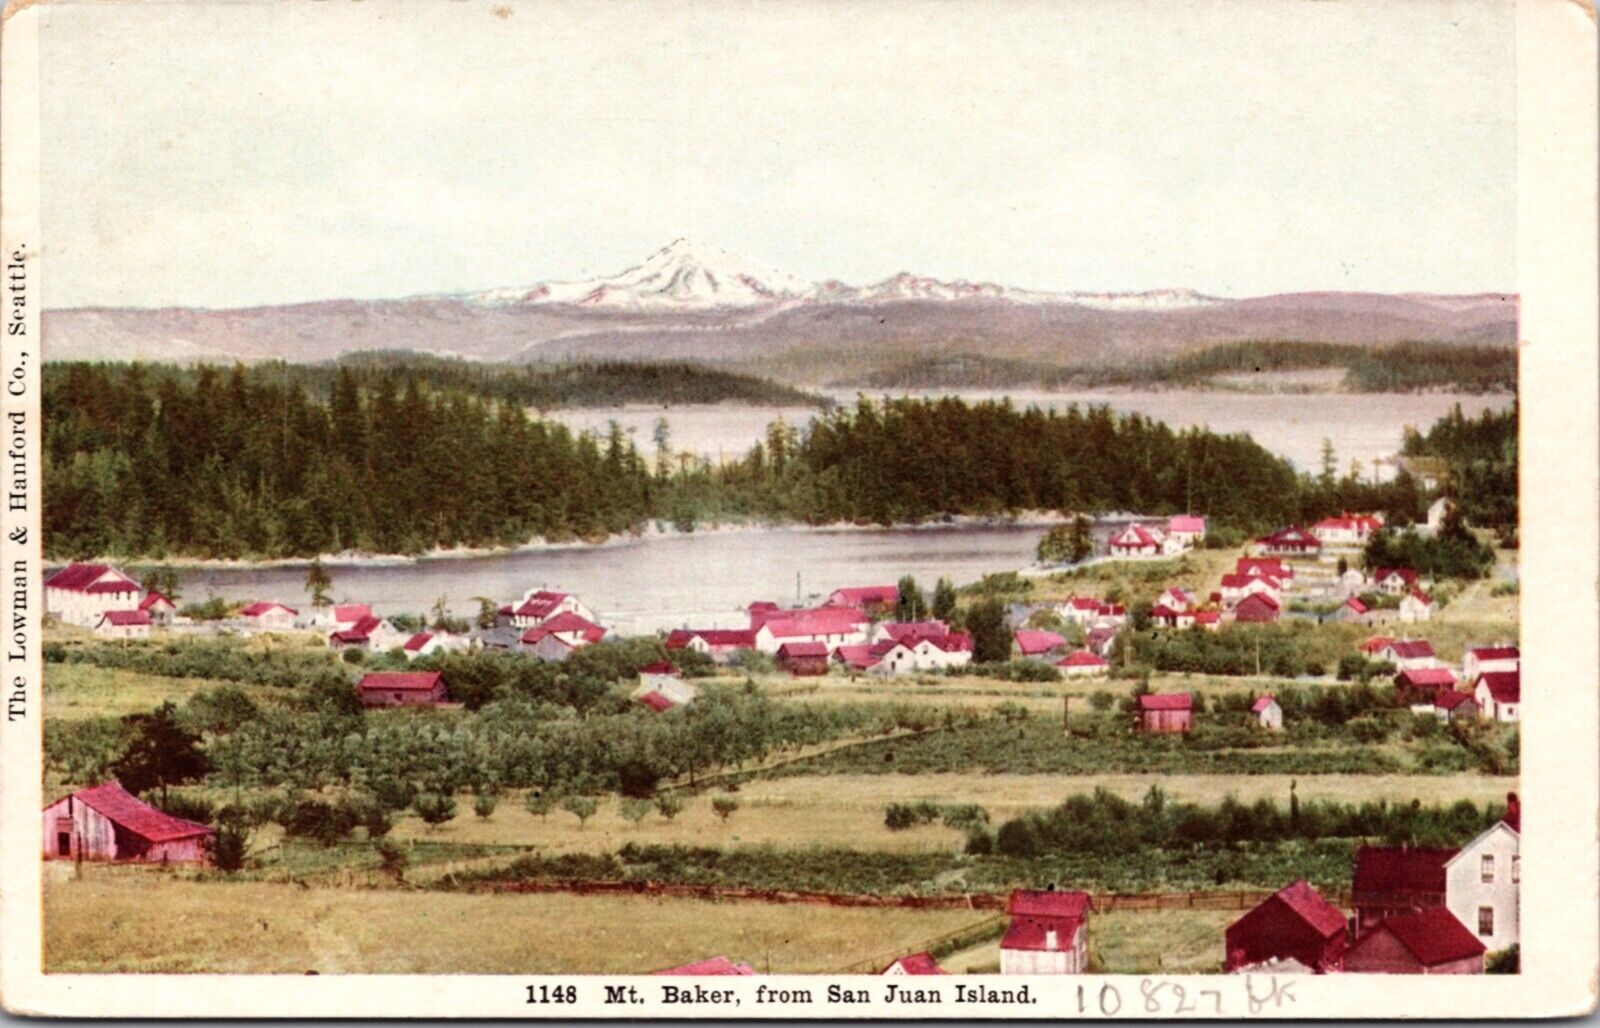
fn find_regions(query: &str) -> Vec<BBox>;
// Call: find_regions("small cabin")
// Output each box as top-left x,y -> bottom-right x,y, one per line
355,670 -> 448,707
1252,695 -> 1283,730
1343,908 -> 1486,974
776,641 -> 830,676
42,781 -> 213,864
1137,692 -> 1194,734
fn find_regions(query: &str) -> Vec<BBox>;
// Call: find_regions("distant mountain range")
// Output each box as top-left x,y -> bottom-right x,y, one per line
44,238 -> 1517,384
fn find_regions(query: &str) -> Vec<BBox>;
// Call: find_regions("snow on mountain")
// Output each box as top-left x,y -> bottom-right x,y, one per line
468,239 -> 1227,313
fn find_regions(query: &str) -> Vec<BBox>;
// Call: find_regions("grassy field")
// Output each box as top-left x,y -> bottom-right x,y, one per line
43,866 -> 986,974
939,909 -> 1234,974
43,663 -> 283,721
1025,549 -> 1242,606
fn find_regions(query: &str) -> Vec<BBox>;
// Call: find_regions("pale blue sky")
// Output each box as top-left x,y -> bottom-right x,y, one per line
39,0 -> 1516,309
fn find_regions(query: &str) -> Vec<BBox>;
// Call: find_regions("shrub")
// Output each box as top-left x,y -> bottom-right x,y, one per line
963,828 -> 994,855
620,798 -> 653,826
1485,946 -> 1519,974
154,792 -> 215,825
981,660 -> 1061,683
561,795 -> 599,828
412,792 -> 458,828
654,793 -> 685,820
1089,690 -> 1115,712
884,801 -> 941,831
711,796 -> 740,822
341,648 -> 365,665
373,837 -> 409,881
209,820 -> 249,872
940,804 -> 990,832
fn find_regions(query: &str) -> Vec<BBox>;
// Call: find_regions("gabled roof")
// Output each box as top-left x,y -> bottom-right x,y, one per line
53,781 -> 213,842
1359,635 -> 1395,654
1397,667 -> 1455,689
1385,639 -> 1436,659
533,611 -> 606,641
1373,566 -> 1420,585
1352,845 -> 1456,895
776,640 -> 830,658
1109,524 -> 1160,548
357,671 -> 443,692
1138,692 -> 1193,712
333,604 -> 372,623
1433,688 -> 1478,712
653,957 -> 754,976
833,643 -> 880,670
921,631 -> 972,653
1468,645 -> 1520,662
1007,889 -> 1091,919
1221,572 -> 1279,590
1057,650 -> 1108,668
1406,588 -> 1433,605
1192,610 -> 1221,624
1257,526 -> 1321,548
883,952 -> 947,975
639,661 -> 679,675
1267,879 -> 1347,939
331,615 -> 383,643
46,563 -> 137,592
1237,557 -> 1293,578
879,620 -> 950,642
759,607 -> 868,638
1002,890 -> 1092,952
1476,670 -> 1520,704
99,610 -> 152,627
1149,603 -> 1184,620
403,632 -> 434,652
636,690 -> 675,713
1345,597 -> 1369,614
241,601 -> 296,617
666,627 -> 757,649
1251,695 -> 1278,713
827,585 -> 899,606
1235,593 -> 1280,614
1368,907 -> 1486,967
139,591 -> 176,611
1013,629 -> 1067,655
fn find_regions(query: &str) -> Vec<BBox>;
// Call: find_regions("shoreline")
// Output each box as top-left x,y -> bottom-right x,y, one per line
47,512 -> 1068,572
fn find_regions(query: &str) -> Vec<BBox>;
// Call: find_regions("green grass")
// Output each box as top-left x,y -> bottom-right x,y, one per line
43,663 -> 285,721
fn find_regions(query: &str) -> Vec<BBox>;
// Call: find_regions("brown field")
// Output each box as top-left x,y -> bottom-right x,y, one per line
43,866 -> 985,974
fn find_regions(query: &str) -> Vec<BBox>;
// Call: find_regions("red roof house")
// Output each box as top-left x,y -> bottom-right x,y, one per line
1395,666 -> 1457,705
1224,880 -> 1349,973
42,781 -> 213,864
1474,670 -> 1521,721
240,600 -> 297,629
1013,629 -> 1068,657
1253,526 -> 1321,556
776,640 -> 830,676
355,670 -> 447,708
1431,688 -> 1480,720
1359,635 -> 1395,655
1000,889 -> 1093,974
44,563 -> 143,626
665,627 -> 758,661
1344,907 -> 1486,974
1056,650 -> 1109,675
1372,567 -> 1421,594
1137,692 -> 1194,733
1108,523 -> 1162,556
825,585 -> 899,610
635,691 -> 676,713
1233,592 -> 1281,623
881,952 -> 948,975
653,956 -> 755,975
1351,845 -> 1457,931
1237,557 -> 1294,582
138,591 -> 178,622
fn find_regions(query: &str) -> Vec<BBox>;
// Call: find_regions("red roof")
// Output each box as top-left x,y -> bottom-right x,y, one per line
1314,514 -> 1380,533
1374,567 -> 1419,586
1468,645 -> 1520,662
1407,588 -> 1432,605
636,690 -> 675,713
356,671 -> 443,693
760,607 -> 868,639
530,611 -> 606,642
1434,688 -> 1478,712
827,585 -> 899,607
46,563 -> 137,592
1237,557 -> 1292,579
1193,610 -> 1221,624
1234,593 -> 1280,619
666,628 -> 757,649
1257,526 -> 1320,549
53,781 -> 213,842
1359,635 -> 1395,654
1221,572 -> 1278,590
883,952 -> 947,975
1002,890 -> 1092,952
1013,629 -> 1067,655
833,643 -> 880,670
403,632 -> 434,652
100,610 -> 152,627
1149,603 -> 1182,620
1268,879 -> 1348,939
1138,692 -> 1193,712
1385,639 -> 1435,659
139,591 -> 176,611
1352,845 -> 1456,896
1168,515 -> 1206,533
777,641 -> 830,658
1251,695 -> 1277,713
1369,907 -> 1486,967
639,661 -> 679,675
1477,670 -> 1520,703
879,620 -> 950,642
920,631 -> 972,653
241,601 -> 296,617
653,957 -> 754,976
333,604 -> 372,623
1397,667 -> 1456,689
1057,650 -> 1108,668
1109,524 -> 1160,549
331,615 -> 383,643
1345,597 -> 1368,614
513,593 -> 569,619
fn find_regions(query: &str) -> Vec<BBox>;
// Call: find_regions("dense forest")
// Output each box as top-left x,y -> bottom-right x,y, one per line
859,340 -> 1517,394
1401,403 -> 1518,535
45,361 -> 1489,560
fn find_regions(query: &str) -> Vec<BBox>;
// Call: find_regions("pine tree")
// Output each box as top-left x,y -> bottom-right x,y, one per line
305,556 -> 332,608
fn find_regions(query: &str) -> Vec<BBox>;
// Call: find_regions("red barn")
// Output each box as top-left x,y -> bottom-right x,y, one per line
1224,879 -> 1349,973
881,952 -> 948,975
825,585 -> 899,612
42,781 -> 213,864
776,641 -> 830,676
355,670 -> 448,707
1233,592 -> 1281,623
1351,845 -> 1456,931
1344,907 -> 1486,974
1137,692 -> 1194,734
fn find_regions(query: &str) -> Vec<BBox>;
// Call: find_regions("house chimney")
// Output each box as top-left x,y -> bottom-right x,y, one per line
1505,791 -> 1520,831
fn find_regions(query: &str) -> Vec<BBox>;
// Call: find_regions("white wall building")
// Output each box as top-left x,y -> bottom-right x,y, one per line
1445,820 -> 1520,954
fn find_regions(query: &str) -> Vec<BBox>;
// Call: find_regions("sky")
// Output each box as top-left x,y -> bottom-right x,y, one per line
38,0 -> 1516,309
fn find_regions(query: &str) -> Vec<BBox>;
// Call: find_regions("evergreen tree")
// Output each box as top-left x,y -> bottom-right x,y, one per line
111,701 -> 208,804
931,578 -> 958,623
965,598 -> 1011,664
895,575 -> 925,622
305,557 -> 332,608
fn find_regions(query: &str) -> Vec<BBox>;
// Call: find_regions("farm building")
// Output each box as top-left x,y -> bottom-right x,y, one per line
824,585 -> 899,612
1057,650 -> 1109,677
1155,587 -> 1193,612
869,632 -> 973,674
1379,638 -> 1440,671
1394,667 -> 1457,706
664,628 -> 758,663
44,563 -> 143,627
355,670 -> 448,707
1474,671 -> 1520,722
331,604 -> 374,630
1148,603 -> 1194,629
1420,688 -> 1480,722
1462,645 -> 1520,682
402,632 -> 445,659
139,591 -> 178,625
1233,593 -> 1281,623
330,615 -> 408,653
1399,589 -> 1433,623
1252,695 -> 1283,729
1137,692 -> 1194,734
94,609 -> 152,640
42,781 -> 213,864
1107,523 -> 1162,558
1334,597 -> 1372,624
753,607 -> 869,654
653,957 -> 754,975
1343,907 -> 1486,974
503,589 -> 596,629
1223,879 -> 1349,973
999,889 -> 1092,974
1351,845 -> 1455,931
776,641 -> 830,676
1055,597 -> 1123,627
240,601 -> 298,631
1251,526 -> 1321,557
1445,814 -> 1520,953
882,952 -> 948,975
1192,609 -> 1222,631
1013,629 -> 1068,658
1219,573 -> 1281,611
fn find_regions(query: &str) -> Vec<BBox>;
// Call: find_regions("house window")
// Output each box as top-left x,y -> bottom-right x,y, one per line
1477,906 -> 1494,937
1511,855 -> 1520,883
1481,854 -> 1495,882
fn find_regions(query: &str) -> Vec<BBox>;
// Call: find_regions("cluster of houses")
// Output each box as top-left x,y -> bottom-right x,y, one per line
1370,637 -> 1521,723
1105,514 -> 1207,558
43,564 -> 176,638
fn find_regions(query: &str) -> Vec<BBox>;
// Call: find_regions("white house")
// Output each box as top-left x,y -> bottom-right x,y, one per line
138,592 -> 178,626
1377,638 -> 1440,671
752,607 -> 870,654
1107,524 -> 1163,558
93,610 -> 152,640
44,563 -> 143,627
1155,587 -> 1193,613
1445,818 -> 1520,954
633,661 -> 700,709
1312,513 -> 1381,547
1462,645 -> 1520,683
1474,671 -> 1520,722
401,631 -> 458,660
1219,573 -> 1281,611
505,589 -> 596,629
1251,695 -> 1283,730
999,890 -> 1091,974
240,601 -> 298,632
521,612 -> 606,651
1166,514 -> 1206,549
1372,567 -> 1422,596
1056,650 -> 1109,677
1398,589 -> 1434,623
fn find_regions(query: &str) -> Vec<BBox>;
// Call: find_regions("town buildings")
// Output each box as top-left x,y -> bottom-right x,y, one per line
44,563 -> 144,627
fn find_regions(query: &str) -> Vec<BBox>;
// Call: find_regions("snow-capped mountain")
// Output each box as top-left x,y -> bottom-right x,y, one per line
468,239 -> 1226,313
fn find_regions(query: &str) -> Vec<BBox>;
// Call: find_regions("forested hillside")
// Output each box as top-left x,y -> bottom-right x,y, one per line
45,363 -> 1470,560
1401,403 -> 1518,535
